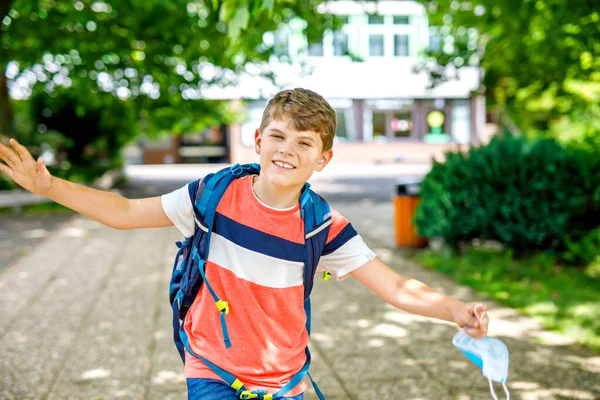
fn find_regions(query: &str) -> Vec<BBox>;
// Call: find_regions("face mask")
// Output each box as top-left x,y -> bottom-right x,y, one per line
452,305 -> 510,400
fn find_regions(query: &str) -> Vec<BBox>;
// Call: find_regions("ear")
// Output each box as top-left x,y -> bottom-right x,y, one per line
315,149 -> 333,172
254,129 -> 262,155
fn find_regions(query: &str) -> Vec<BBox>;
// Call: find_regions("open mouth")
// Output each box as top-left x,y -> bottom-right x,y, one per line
272,160 -> 296,170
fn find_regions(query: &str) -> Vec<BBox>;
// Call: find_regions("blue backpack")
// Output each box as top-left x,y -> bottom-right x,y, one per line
169,163 -> 332,400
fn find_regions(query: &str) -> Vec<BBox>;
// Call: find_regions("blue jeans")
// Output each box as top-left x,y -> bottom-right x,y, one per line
187,378 -> 305,400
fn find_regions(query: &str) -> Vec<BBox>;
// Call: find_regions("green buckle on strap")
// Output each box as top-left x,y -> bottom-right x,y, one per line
238,390 -> 272,400
231,379 -> 243,391
216,299 -> 230,314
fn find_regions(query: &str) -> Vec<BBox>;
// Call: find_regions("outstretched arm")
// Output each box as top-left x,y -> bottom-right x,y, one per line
350,257 -> 489,338
0,138 -> 172,230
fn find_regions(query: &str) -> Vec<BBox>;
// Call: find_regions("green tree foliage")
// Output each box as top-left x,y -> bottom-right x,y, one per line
416,0 -> 600,135
414,136 -> 600,259
0,0 -> 335,183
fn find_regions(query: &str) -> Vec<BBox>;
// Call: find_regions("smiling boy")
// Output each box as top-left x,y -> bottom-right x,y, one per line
0,88 -> 488,400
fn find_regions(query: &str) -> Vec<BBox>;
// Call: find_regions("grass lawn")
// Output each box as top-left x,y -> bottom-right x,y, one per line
414,248 -> 600,352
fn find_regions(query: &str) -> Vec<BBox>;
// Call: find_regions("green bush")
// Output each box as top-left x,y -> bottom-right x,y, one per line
415,136 -> 599,257
562,227 -> 600,267
0,175 -> 16,191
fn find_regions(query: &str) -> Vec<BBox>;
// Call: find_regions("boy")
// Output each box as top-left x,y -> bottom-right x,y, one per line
0,88 -> 488,399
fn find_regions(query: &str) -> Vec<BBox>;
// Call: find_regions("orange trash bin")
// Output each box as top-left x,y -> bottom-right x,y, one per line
394,180 -> 427,248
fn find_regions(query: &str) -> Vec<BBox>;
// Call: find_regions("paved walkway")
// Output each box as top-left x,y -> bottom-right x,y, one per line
1,198 -> 599,399
0,212 -> 74,270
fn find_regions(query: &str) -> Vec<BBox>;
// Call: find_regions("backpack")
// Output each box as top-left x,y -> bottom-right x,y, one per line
169,163 -> 332,400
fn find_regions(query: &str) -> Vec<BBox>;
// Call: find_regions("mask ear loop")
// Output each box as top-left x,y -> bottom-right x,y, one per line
488,378 -> 511,400
502,382 -> 510,399
488,378 -> 499,400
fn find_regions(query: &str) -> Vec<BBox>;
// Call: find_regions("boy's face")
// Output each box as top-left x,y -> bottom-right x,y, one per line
254,115 -> 333,190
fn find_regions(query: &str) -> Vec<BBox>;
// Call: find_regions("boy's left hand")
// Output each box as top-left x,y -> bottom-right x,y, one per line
452,302 -> 489,339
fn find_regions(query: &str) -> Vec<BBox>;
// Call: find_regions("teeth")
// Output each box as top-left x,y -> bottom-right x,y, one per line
274,161 -> 294,169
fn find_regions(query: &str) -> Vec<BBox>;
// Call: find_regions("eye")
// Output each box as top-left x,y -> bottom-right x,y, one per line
299,141 -> 311,147
271,134 -> 283,140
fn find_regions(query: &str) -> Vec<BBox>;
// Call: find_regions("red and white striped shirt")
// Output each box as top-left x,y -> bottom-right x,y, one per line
162,175 -> 374,396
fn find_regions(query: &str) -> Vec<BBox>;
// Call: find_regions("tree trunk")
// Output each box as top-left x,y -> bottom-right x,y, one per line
0,0 -> 14,137
0,64 -> 13,137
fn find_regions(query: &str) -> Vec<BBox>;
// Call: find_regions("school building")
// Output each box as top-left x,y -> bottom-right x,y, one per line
137,0 -> 486,165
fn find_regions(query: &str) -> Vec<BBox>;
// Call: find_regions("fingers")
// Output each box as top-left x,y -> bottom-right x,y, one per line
0,140 -> 22,167
480,312 -> 489,333
464,303 -> 489,339
0,162 -> 14,177
9,138 -> 34,162
36,157 -> 48,173
469,302 -> 487,323
458,302 -> 489,336
464,325 -> 486,339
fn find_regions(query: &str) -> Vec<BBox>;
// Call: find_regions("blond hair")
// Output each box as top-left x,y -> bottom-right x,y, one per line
259,88 -> 336,152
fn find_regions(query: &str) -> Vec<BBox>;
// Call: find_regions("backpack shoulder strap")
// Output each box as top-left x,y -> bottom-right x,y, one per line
300,185 -> 332,299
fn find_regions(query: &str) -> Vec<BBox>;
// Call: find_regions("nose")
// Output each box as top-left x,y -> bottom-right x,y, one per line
278,139 -> 293,155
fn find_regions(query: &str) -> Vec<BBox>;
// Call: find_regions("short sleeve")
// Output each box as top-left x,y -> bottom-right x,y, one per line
318,208 -> 376,280
161,180 -> 199,237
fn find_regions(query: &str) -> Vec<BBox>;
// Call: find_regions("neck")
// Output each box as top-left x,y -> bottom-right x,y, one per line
252,175 -> 302,209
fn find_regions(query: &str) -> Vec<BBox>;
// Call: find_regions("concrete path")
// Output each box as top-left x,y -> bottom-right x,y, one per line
1,181 -> 598,399
0,212 -> 74,270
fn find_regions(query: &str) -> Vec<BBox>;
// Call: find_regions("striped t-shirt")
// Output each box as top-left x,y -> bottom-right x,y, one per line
161,175 -> 375,396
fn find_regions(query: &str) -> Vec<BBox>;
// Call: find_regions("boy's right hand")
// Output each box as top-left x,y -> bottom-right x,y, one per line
1,137 -> 172,230
0,138 -> 53,196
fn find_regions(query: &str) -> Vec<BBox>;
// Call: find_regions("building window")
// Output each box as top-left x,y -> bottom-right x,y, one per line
394,34 -> 409,56
393,16 -> 410,25
333,31 -> 348,56
369,34 -> 385,56
368,14 -> 385,25
308,42 -> 324,56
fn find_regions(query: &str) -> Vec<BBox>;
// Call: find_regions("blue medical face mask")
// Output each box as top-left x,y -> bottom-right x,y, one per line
452,306 -> 510,400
